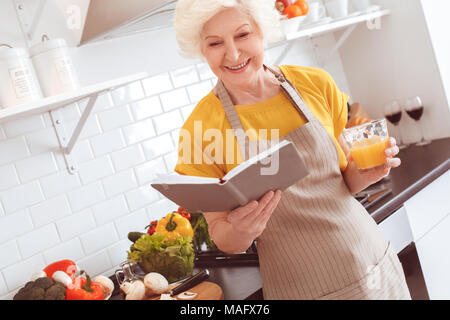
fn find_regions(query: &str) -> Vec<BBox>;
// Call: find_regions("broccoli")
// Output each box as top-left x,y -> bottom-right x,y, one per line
29,287 -> 45,300
44,283 -> 66,300
13,277 -> 66,300
34,277 -> 53,290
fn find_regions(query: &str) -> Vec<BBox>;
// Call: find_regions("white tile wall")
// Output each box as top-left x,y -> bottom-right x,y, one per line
141,72 -> 173,96
0,209 -> 34,244
0,241 -> 21,269
122,118 -> 156,145
170,65 -> 199,88
17,224 -> 60,258
15,153 -> 58,183
0,137 -> 30,166
102,169 -> 138,198
0,28 -> 345,298
160,88 -> 190,112
29,195 -> 72,227
130,96 -> 163,121
1,181 -> 45,214
153,110 -> 184,135
110,145 -> 145,171
2,114 -> 46,138
0,165 -> 19,192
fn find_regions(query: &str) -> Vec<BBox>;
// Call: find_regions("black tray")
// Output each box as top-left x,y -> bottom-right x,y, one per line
194,241 -> 259,267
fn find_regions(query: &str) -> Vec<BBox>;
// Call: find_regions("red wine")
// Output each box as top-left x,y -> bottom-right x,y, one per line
406,106 -> 424,121
385,112 -> 402,125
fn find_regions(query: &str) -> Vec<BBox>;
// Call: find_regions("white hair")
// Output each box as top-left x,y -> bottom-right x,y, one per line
174,0 -> 282,59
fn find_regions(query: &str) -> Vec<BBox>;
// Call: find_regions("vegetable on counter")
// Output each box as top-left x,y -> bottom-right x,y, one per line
127,233 -> 195,283
65,270 -> 104,300
155,212 -> 194,241
144,272 -> 169,295
43,259 -> 77,280
146,220 -> 158,235
190,212 -> 217,252
177,206 -> 191,221
124,280 -> 146,300
93,275 -> 115,299
128,231 -> 146,243
13,277 -> 66,300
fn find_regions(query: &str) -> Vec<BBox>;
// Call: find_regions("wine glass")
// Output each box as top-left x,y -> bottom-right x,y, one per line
404,96 -> 431,146
383,100 -> 408,149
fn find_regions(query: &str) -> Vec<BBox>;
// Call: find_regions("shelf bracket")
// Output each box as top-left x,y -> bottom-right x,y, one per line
320,24 -> 358,67
274,40 -> 296,66
49,93 -> 99,174
14,0 -> 46,43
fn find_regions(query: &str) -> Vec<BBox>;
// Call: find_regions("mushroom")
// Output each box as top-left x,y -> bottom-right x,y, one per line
120,282 -> 132,295
52,271 -> 73,287
177,291 -> 198,300
160,293 -> 176,300
93,275 -> 115,300
125,280 -> 146,300
143,272 -> 169,295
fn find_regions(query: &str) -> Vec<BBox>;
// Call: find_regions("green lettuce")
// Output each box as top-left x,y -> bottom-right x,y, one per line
127,233 -> 194,283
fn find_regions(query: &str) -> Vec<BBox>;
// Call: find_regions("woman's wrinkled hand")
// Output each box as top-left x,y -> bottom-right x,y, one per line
227,190 -> 282,238
355,137 -> 401,183
383,137 -> 401,171
343,137 -> 402,194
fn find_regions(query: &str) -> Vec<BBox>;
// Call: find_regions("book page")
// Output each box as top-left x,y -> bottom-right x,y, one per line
150,173 -> 219,185
222,140 -> 290,180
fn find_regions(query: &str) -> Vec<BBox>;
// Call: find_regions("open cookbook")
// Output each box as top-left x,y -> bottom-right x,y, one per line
151,140 -> 309,213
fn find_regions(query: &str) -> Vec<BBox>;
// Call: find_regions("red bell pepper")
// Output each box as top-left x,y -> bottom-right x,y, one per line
43,259 -> 77,280
65,271 -> 104,300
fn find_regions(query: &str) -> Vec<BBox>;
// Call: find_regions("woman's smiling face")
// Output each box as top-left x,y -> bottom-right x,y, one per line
200,7 -> 265,87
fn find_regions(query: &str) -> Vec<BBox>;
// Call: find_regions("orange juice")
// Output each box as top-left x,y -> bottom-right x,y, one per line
349,135 -> 389,170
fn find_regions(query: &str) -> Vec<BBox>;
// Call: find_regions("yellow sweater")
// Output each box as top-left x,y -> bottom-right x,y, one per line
174,65 -> 349,178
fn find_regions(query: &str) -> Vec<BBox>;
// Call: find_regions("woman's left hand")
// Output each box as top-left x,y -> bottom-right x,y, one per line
382,137 -> 401,174
362,137 -> 401,180
342,137 -> 401,194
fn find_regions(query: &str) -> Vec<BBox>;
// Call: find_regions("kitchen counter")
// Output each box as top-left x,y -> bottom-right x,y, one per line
367,137 -> 450,224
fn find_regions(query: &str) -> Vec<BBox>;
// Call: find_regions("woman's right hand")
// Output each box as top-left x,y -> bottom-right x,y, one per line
226,190 -> 282,238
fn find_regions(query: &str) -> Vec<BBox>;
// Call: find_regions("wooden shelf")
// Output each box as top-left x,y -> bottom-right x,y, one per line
0,72 -> 148,124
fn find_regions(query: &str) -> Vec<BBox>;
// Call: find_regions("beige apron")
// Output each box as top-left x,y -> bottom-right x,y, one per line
214,65 -> 411,300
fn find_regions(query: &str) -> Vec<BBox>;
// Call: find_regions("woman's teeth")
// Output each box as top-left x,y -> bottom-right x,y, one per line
226,59 -> 249,70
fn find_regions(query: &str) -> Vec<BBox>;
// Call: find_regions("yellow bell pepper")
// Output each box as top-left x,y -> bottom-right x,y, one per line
155,212 -> 194,241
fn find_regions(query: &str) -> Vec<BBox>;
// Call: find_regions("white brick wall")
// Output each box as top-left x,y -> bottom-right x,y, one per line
0,61 -> 220,298
0,27 -> 350,298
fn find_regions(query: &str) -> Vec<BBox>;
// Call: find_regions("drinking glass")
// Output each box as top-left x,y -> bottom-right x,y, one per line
404,96 -> 431,146
383,100 -> 408,149
342,119 -> 389,171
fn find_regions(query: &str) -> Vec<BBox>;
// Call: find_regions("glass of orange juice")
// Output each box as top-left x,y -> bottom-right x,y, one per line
342,119 -> 389,170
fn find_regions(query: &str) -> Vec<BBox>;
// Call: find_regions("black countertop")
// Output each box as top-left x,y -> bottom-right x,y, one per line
367,137 -> 450,223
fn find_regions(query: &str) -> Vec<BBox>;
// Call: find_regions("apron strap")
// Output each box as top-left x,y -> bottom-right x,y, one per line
264,65 -> 316,123
214,64 -> 317,160
215,80 -> 250,161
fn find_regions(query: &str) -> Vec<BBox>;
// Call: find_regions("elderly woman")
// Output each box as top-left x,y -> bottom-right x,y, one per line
173,0 -> 411,300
